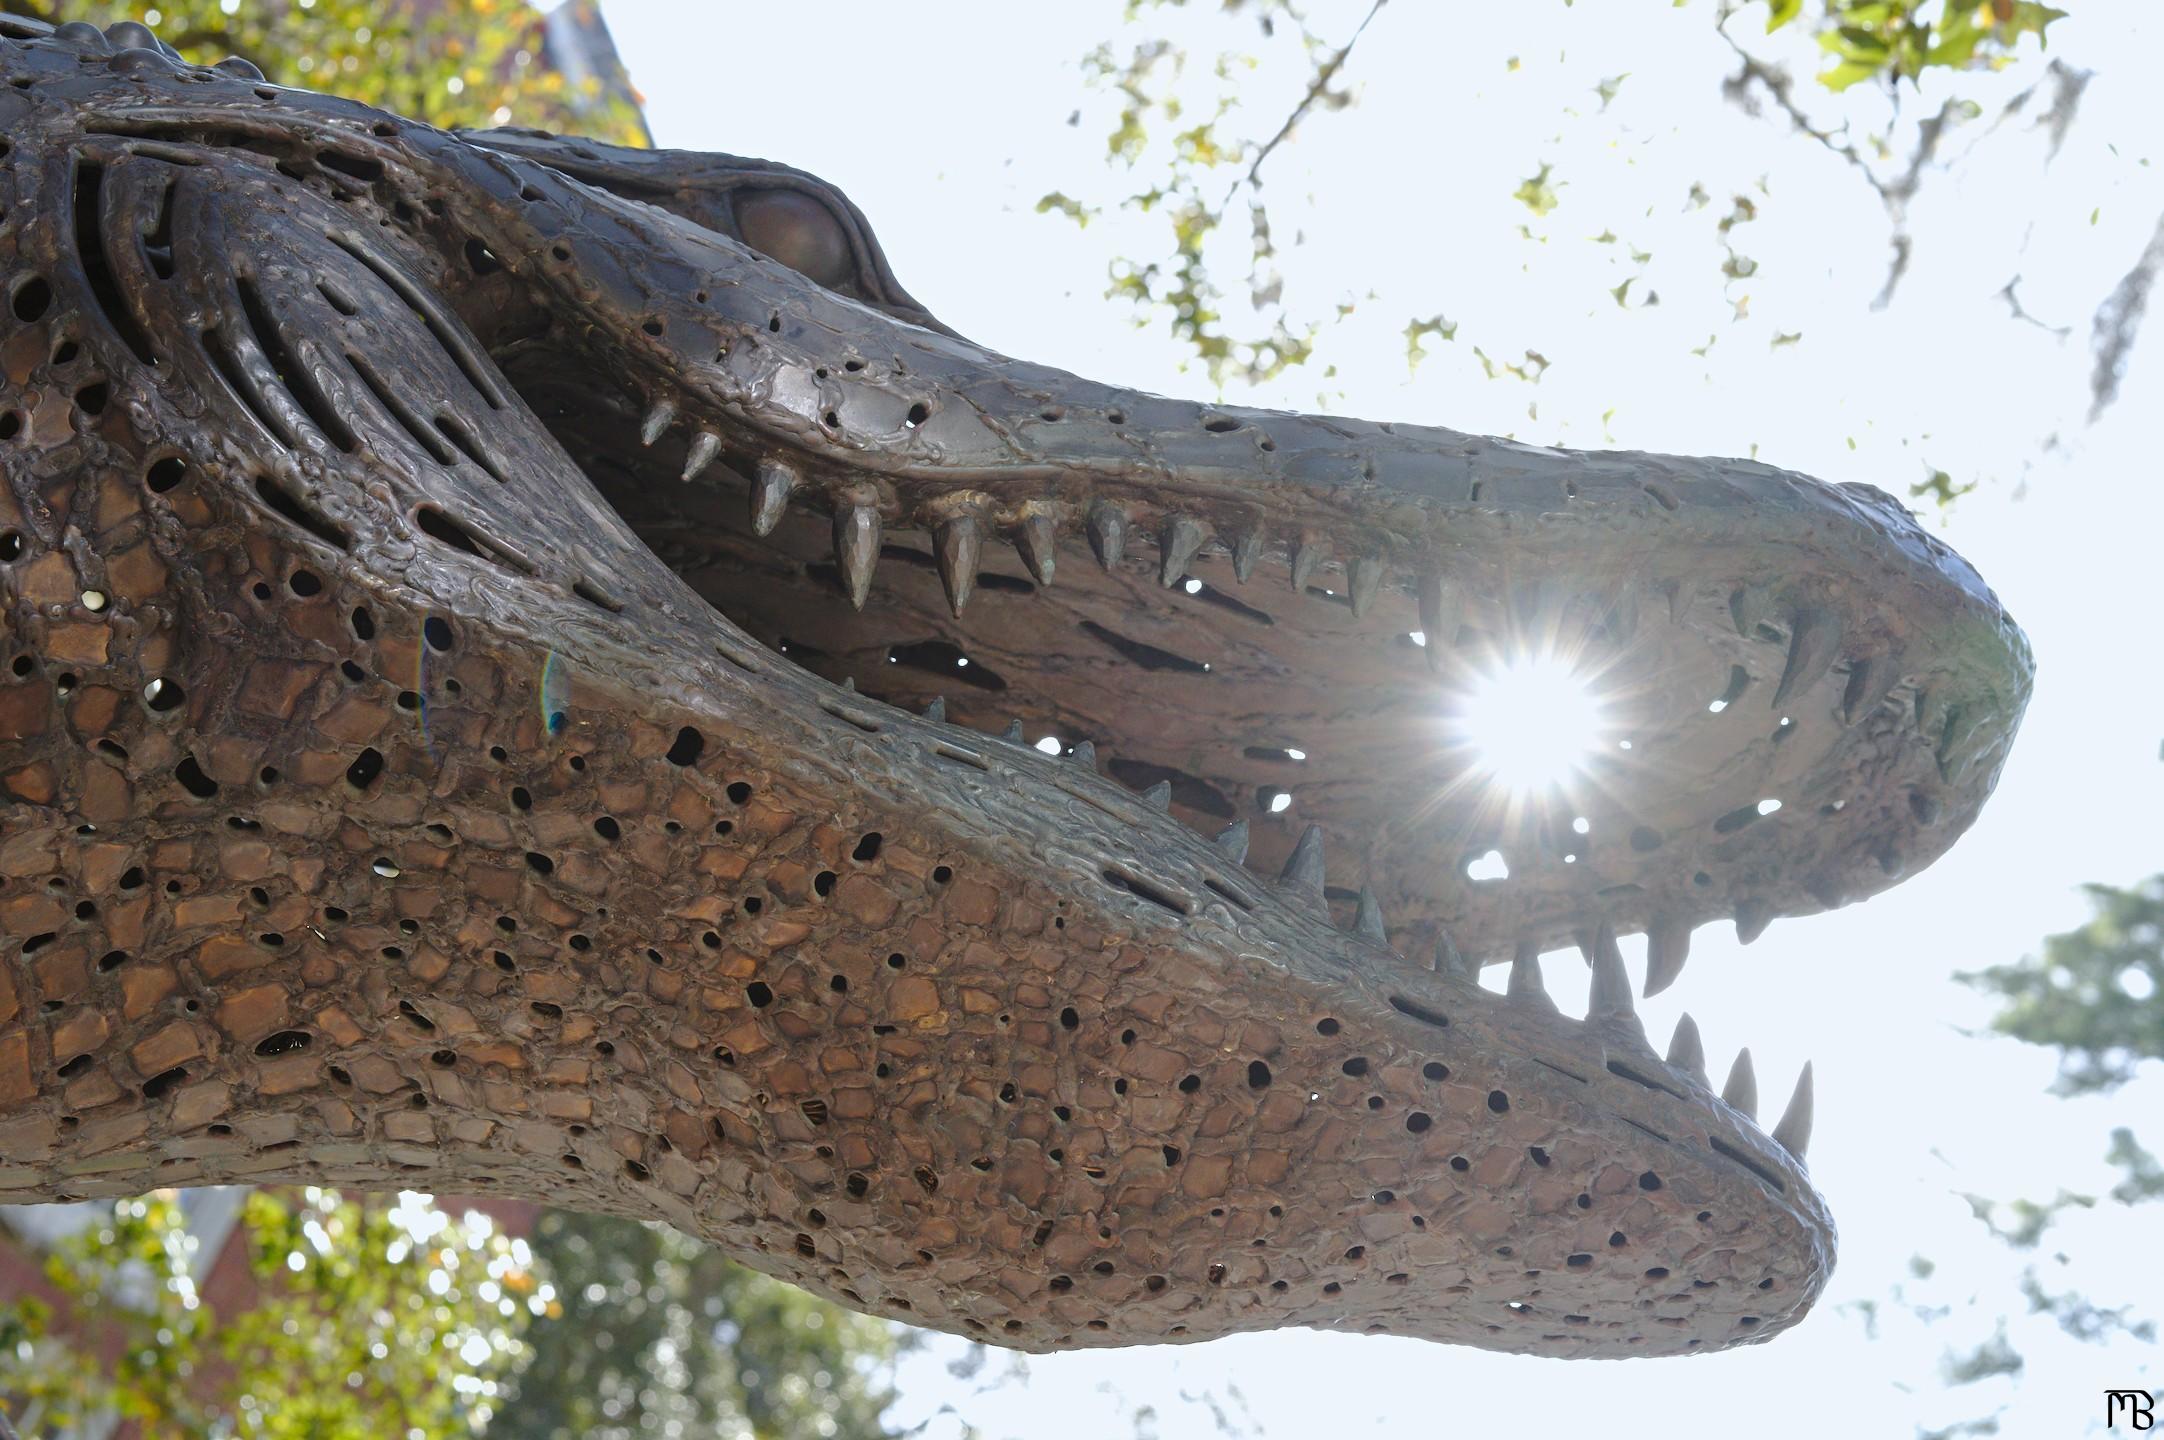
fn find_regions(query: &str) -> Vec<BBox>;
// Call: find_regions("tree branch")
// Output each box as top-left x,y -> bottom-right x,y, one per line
1227,0 -> 1389,205
1714,19 -> 1888,203
2090,207 -> 2164,421
1714,13 -> 1969,309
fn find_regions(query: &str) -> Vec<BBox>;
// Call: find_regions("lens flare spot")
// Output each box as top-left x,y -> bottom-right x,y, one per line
1457,656 -> 1602,794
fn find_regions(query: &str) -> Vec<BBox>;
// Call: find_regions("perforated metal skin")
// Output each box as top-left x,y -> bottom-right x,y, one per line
0,19 -> 2030,1356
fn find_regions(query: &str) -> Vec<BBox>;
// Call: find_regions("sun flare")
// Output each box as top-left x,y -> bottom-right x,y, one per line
1456,656 -> 1603,795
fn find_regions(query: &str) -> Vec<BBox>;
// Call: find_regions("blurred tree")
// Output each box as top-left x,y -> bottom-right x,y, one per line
1964,874 -> 2164,1094
0,1194 -> 909,1440
0,1189 -> 536,1439
492,1210 -> 903,1440
3,0 -> 648,145
1829,877 -> 2164,1435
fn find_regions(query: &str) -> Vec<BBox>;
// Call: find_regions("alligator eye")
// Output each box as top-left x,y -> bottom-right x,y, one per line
735,189 -> 854,290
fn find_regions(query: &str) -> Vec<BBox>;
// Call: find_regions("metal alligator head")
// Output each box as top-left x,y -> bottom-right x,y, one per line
0,19 -> 2031,1357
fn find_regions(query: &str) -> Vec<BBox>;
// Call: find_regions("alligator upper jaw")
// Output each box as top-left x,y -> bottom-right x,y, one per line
482,178 -> 2031,979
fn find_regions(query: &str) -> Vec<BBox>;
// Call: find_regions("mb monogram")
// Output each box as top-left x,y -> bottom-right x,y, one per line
2110,1390 -> 2156,1430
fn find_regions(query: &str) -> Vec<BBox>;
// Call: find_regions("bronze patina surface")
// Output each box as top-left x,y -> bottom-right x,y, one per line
0,19 -> 2030,1356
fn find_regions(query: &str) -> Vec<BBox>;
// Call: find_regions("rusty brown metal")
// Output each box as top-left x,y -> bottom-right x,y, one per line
0,18 -> 2029,1356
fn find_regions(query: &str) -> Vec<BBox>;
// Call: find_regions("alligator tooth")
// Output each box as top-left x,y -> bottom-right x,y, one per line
1721,1048 -> 1758,1118
640,399 -> 677,447
1507,941 -> 1556,1011
922,696 -> 947,724
1071,740 -> 1097,769
1416,573 -> 1455,674
1729,583 -> 1769,638
1002,719 -> 1025,743
1771,1062 -> 1814,1159
1914,686 -> 1950,744
1354,888 -> 1387,942
1277,825 -> 1328,909
1587,921 -> 1634,1018
1231,527 -> 1264,584
1840,652 -> 1903,727
105,20 -> 159,50
1015,512 -> 1058,586
55,21 -> 109,52
934,516 -> 982,617
1160,515 -> 1209,587
1435,928 -> 1473,980
1936,702 -> 1984,781
1289,537 -> 1321,594
1772,608 -> 1844,707
1347,556 -> 1384,618
1663,580 -> 1691,627
1666,1013 -> 1707,1083
1644,913 -> 1691,997
750,459 -> 799,537
1734,899 -> 1773,945
1140,780 -> 1172,811
840,676 -> 856,692
1088,502 -> 1128,571
680,430 -> 723,482
1214,819 -> 1250,864
1596,587 -> 1641,647
834,503 -> 881,610
1805,873 -> 1851,909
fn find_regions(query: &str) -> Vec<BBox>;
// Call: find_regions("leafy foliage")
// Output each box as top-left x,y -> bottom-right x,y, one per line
5,0 -> 648,145
220,1191 -> 539,1439
1041,0 -> 1354,386
0,1192 -> 207,1437
0,1189 -> 536,1439
1043,0 -> 2073,402
1962,875 -> 2164,1094
0,1195 -> 907,1440
491,1209 -> 903,1440
1772,0 -> 2067,93
1854,877 -> 2164,1431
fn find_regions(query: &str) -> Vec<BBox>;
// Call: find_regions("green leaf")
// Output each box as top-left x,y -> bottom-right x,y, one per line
1767,0 -> 1803,32
1035,191 -> 1098,226
1834,25 -> 1892,57
1820,57 -> 1886,91
1513,163 -> 1562,217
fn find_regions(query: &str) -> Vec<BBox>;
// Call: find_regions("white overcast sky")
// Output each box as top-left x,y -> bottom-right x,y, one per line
602,3 -> 2164,1435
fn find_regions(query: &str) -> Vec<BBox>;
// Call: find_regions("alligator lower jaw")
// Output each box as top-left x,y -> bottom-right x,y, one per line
0,538 -> 1833,1356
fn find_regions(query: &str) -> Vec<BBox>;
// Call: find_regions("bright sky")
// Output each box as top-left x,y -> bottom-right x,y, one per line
604,3 -> 2164,1435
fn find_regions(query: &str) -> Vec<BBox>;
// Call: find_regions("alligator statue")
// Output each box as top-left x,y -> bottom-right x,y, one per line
0,18 -> 2031,1358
